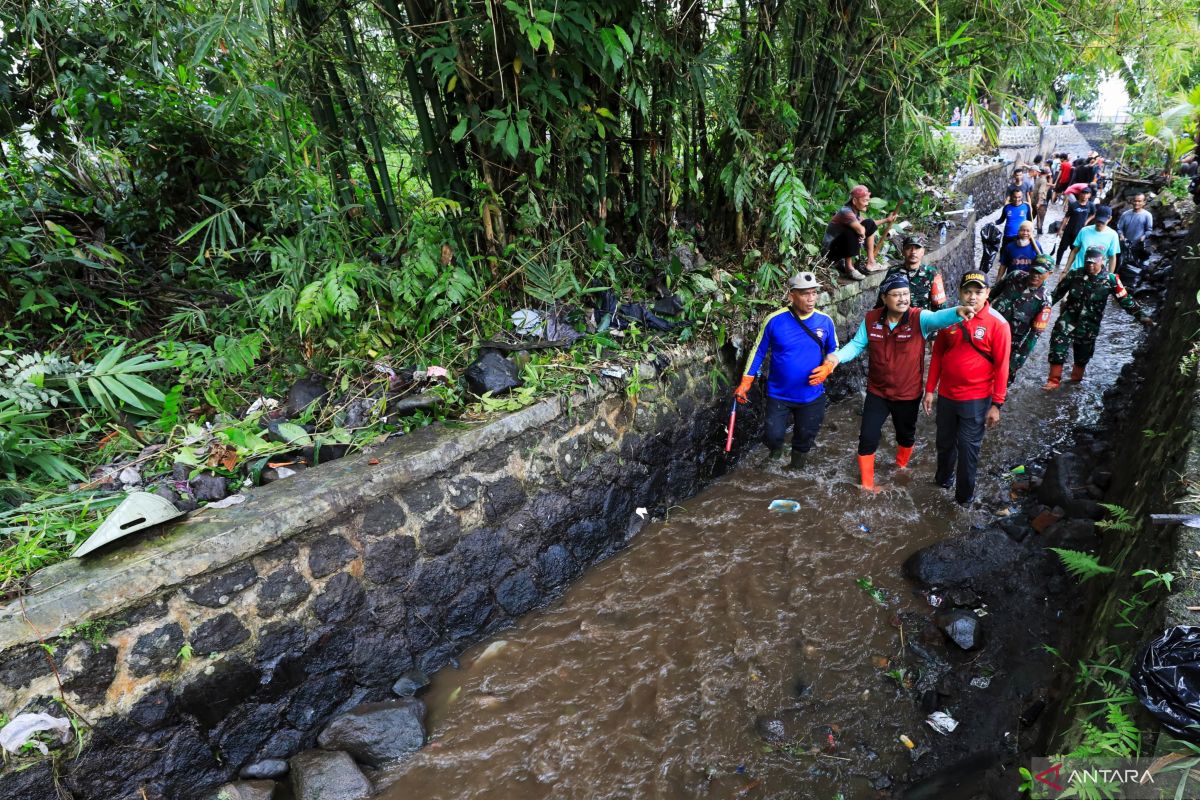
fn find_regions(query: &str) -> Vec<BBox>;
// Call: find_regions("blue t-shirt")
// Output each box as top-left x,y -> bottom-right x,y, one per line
1070,225 -> 1121,270
1000,240 -> 1041,273
745,309 -> 838,404
997,202 -> 1032,238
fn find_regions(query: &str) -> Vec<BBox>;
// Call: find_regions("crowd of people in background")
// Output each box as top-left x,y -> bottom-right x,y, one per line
737,146 -> 1156,508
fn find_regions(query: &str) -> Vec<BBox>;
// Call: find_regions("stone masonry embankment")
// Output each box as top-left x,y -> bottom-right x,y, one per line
1044,215 -> 1200,751
0,198 -> 981,800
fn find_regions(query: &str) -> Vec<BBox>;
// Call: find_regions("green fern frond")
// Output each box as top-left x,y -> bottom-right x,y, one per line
1050,547 -> 1115,582
1096,504 -> 1137,535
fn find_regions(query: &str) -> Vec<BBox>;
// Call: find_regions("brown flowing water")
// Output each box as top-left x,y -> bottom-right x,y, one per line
377,215 -> 1144,799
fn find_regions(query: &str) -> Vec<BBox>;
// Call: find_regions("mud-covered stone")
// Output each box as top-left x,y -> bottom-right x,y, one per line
186,563 -> 259,608
403,482 -> 444,516
483,476 -> 526,522
308,535 -> 357,578
391,669 -> 430,698
257,565 -> 311,618
286,671 -> 353,731
313,573 -> 365,624
350,630 -> 413,687
446,476 -> 480,509
192,613 -> 251,655
129,689 -> 176,731
455,529 -> 505,582
937,610 -> 983,650
902,529 -> 1025,588
411,558 -> 464,604
317,698 -> 426,767
363,536 -> 417,584
444,584 -> 495,640
421,511 -> 462,556
290,749 -> 371,800
361,498 -> 406,536
287,377 -> 328,418
496,568 -> 539,615
62,643 -> 118,706
0,643 -> 54,689
214,699 -> 288,768
129,622 -> 185,677
536,544 -> 573,588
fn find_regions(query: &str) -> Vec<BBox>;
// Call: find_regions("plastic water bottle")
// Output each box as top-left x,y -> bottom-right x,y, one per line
965,194 -> 975,212
938,222 -> 948,246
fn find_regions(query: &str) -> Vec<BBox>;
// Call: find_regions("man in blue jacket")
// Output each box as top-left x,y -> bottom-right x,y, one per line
735,271 -> 838,469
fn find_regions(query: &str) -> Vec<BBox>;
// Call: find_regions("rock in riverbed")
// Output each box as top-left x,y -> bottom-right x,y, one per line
903,529 -> 1024,588
937,610 -> 983,651
317,699 -> 426,768
290,749 -> 371,800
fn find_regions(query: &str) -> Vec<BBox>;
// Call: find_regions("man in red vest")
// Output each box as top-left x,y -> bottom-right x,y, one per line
922,272 -> 1012,506
808,273 -> 974,490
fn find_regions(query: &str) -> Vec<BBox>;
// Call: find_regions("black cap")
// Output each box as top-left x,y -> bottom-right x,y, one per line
960,271 -> 989,288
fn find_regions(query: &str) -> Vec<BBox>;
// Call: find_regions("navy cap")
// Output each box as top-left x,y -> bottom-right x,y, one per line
879,273 -> 911,295
1093,205 -> 1112,223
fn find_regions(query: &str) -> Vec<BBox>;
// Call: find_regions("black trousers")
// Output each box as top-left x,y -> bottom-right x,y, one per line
858,391 -> 920,456
826,218 -> 878,262
934,396 -> 991,504
764,395 -> 826,454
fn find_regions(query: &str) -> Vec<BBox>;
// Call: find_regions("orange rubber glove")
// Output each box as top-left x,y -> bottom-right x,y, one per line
734,375 -> 754,404
808,358 -> 837,386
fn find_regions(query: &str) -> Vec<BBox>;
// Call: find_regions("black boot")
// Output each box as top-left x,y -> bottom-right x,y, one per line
789,451 -> 808,469
769,448 -> 784,460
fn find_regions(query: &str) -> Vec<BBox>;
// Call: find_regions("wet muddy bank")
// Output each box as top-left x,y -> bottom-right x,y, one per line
903,216 -> 1197,797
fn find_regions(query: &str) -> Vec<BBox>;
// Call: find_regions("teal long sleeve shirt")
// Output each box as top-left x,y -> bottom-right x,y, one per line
831,307 -> 962,364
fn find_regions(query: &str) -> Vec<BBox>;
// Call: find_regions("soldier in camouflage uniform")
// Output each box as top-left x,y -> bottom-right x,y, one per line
879,234 -> 947,311
991,254 -> 1053,382
1043,246 -> 1154,390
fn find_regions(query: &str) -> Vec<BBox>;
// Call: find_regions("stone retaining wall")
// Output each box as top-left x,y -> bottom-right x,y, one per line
0,175 -> 983,800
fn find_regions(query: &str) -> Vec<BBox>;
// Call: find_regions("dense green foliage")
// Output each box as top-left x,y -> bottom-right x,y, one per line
0,0 -> 1197,583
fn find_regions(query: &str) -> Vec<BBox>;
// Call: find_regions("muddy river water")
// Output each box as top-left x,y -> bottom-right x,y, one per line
377,219 -> 1142,798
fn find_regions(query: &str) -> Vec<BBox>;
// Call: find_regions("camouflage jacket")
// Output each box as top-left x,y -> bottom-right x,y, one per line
991,272 -> 1049,341
1050,270 -> 1144,332
880,263 -> 946,310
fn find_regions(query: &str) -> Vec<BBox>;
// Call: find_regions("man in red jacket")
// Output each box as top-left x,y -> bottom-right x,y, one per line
922,271 -> 1012,506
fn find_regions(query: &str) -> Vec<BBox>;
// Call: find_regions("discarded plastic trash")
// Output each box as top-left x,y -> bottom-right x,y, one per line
635,507 -> 649,519
927,593 -> 944,608
425,366 -> 449,380
970,676 -> 992,689
1010,465 -> 1026,475
768,499 -> 801,513
511,308 -> 545,336
856,577 -> 887,606
925,712 -> 959,734
0,713 -> 72,755
1132,626 -> 1200,743
599,366 -> 628,379
72,491 -> 183,558
857,523 -> 871,533
899,734 -> 915,749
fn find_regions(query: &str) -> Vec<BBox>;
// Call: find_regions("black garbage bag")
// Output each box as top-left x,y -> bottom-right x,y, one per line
979,223 -> 1003,273
465,349 -> 521,396
1132,626 -> 1200,742
1048,219 -> 1061,234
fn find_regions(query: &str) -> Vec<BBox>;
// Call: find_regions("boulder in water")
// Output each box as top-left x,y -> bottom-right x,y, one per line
204,781 -> 277,800
290,750 -> 371,800
902,529 -> 1024,588
317,699 -> 426,768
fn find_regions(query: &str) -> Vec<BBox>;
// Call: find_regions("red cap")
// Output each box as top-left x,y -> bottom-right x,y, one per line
850,185 -> 870,199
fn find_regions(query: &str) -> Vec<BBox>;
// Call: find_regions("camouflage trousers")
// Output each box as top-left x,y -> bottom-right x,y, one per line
1007,332 -> 1042,382
1047,317 -> 1098,366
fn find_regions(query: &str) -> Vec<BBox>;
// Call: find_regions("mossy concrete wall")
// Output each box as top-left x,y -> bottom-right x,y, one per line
1046,218 -> 1200,750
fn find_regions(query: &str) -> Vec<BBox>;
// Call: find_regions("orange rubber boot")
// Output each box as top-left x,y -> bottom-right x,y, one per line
1043,364 -> 1063,391
1069,364 -> 1086,383
858,454 -> 877,490
896,445 -> 914,469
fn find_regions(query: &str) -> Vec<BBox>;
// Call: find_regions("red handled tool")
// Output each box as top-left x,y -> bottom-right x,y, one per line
725,399 -> 738,452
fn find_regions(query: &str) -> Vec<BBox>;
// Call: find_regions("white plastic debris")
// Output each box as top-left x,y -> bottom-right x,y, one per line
970,676 -> 992,689
274,467 -> 297,479
244,396 -> 280,417
925,712 -> 959,735
768,499 -> 801,513
425,366 -> 449,379
206,494 -> 246,509
511,309 -> 545,336
0,713 -> 72,755
599,366 -> 627,379
635,507 -> 648,519
117,467 -> 141,486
